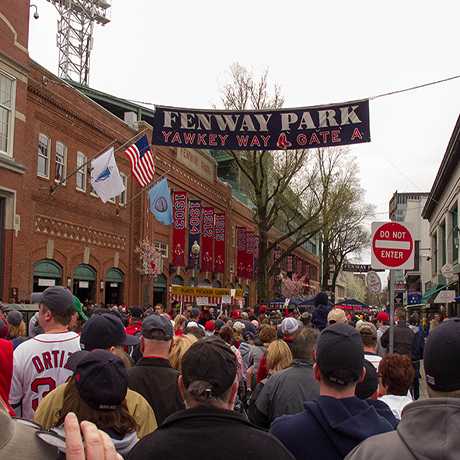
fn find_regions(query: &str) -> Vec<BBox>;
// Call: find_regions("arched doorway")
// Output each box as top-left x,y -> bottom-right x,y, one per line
201,279 -> 212,286
33,259 -> 63,292
213,280 -> 222,288
105,268 -> 124,305
153,273 -> 167,306
188,277 -> 195,287
244,285 -> 250,309
172,275 -> 184,286
73,264 -> 96,303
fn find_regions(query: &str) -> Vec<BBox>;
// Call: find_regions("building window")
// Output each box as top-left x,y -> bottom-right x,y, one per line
76,151 -> 87,191
55,141 -> 67,183
0,71 -> 15,156
441,222 -> 447,266
37,133 -> 50,178
453,204 -> 458,262
154,241 -> 168,258
119,173 -> 127,205
230,261 -> 235,273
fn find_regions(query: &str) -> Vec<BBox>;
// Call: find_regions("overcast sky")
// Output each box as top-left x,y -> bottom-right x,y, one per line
28,0 -> 460,269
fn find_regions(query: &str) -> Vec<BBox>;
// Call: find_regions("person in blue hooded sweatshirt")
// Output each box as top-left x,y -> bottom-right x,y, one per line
311,291 -> 331,331
269,322 -> 395,460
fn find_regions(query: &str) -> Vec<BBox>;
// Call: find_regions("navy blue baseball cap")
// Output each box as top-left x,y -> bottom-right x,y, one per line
67,350 -> 128,411
80,313 -> 139,350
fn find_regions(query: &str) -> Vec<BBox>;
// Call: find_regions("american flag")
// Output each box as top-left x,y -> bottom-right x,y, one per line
124,134 -> 155,187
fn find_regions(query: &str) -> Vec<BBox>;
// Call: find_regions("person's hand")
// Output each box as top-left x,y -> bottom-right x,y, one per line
64,412 -> 123,460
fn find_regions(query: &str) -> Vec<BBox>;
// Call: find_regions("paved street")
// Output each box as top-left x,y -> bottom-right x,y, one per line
418,360 -> 429,400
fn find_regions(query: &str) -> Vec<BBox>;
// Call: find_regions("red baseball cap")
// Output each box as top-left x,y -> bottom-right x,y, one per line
377,312 -> 389,322
260,305 -> 267,313
232,310 -> 242,319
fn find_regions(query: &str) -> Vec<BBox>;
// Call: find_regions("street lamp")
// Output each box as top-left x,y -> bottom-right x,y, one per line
192,240 -> 200,287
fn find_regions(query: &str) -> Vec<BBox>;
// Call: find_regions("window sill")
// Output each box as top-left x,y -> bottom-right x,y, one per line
0,155 -> 26,175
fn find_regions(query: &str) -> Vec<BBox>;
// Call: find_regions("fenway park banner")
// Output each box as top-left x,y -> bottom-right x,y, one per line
237,227 -> 246,278
152,100 -> 370,151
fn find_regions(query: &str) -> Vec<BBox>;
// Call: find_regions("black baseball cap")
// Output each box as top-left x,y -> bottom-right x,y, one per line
181,336 -> 237,397
141,314 -> 173,340
30,286 -> 74,317
80,313 -> 139,350
67,350 -> 128,411
355,360 -> 379,399
316,322 -> 364,385
424,318 -> 460,392
130,306 -> 144,319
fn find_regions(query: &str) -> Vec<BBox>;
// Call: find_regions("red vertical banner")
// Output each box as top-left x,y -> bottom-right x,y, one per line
201,207 -> 214,271
172,191 -> 187,265
304,261 -> 311,294
237,227 -> 246,278
246,231 -> 254,279
296,258 -> 303,279
214,213 -> 226,273
254,235 -> 259,280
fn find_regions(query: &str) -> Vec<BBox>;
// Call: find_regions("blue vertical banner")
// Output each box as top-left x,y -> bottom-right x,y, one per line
274,247 -> 281,284
287,254 -> 293,279
187,200 -> 201,268
254,235 -> 259,280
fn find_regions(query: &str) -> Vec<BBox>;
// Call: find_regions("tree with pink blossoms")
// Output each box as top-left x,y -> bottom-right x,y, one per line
135,239 -> 162,278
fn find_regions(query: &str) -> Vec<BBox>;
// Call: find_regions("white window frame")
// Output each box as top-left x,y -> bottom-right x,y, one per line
119,173 -> 127,205
0,70 -> 16,158
230,261 -> 235,273
55,141 -> 67,184
154,241 -> 168,258
37,133 -> 50,178
76,151 -> 87,191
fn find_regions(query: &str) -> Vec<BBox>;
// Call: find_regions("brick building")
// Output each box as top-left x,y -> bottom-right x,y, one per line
0,0 -> 320,308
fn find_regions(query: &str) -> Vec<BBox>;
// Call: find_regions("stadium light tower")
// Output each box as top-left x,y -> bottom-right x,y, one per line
47,0 -> 111,86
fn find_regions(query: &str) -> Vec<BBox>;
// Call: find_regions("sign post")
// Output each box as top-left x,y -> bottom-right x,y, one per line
371,222 -> 414,354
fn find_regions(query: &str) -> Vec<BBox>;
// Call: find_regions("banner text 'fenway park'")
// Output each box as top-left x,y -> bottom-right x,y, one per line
152,99 -> 370,151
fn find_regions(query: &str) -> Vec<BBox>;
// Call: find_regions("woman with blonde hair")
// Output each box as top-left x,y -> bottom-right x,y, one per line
248,340 -> 292,420
6,310 -> 27,350
174,314 -> 186,337
168,333 -> 197,372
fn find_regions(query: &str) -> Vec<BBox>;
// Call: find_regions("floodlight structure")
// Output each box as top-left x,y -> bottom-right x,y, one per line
47,0 -> 111,86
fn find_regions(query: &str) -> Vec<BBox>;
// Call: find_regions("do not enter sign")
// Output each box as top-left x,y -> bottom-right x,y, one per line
371,222 -> 414,270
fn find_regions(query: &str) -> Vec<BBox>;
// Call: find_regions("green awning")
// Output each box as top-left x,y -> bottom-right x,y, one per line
421,281 -> 456,304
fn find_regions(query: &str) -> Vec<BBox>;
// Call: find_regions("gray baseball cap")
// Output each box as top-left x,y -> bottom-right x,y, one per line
30,286 -> 74,317
141,314 -> 173,340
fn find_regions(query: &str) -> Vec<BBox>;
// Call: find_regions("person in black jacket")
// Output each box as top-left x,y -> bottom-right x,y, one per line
128,314 -> 185,426
126,336 -> 294,460
408,316 -> 425,400
380,307 -> 414,357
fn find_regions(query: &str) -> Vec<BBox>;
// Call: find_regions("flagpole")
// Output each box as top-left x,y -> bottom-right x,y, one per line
50,129 -> 147,195
116,170 -> 169,216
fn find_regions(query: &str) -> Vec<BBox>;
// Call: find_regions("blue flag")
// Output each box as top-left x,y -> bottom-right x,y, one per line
147,178 -> 173,225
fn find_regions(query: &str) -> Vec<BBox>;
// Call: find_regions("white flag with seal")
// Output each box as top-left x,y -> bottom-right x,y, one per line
91,147 -> 125,203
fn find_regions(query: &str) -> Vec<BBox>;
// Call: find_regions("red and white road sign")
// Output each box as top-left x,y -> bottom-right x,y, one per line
371,222 -> 414,270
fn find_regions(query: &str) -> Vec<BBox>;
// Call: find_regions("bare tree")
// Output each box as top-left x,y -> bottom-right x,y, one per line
316,147 -> 375,302
216,63 -> 324,302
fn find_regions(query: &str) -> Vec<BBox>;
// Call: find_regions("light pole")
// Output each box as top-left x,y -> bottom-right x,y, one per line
279,273 -> 284,297
192,240 -> 200,288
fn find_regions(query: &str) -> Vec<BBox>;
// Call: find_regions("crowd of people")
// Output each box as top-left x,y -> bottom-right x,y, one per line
0,286 -> 458,459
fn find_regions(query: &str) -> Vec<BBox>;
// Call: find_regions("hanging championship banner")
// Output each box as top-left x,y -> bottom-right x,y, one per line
172,191 -> 187,265
237,227 -> 246,278
246,231 -> 254,280
152,100 -> 370,151
274,247 -> 281,283
201,207 -> 214,271
214,212 -> 226,273
304,261 -> 311,291
287,254 -> 293,279
296,258 -> 303,279
187,200 -> 201,268
254,235 -> 259,280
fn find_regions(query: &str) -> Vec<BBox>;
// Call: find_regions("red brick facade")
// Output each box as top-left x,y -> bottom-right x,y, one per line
0,1 -> 320,308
